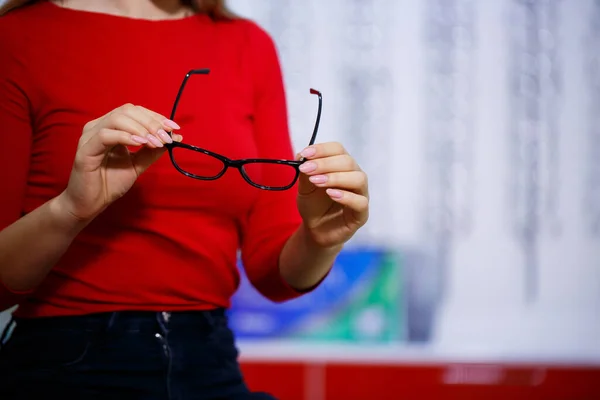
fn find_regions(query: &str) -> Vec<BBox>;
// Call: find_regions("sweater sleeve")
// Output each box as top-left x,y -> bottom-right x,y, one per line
238,22 -> 318,303
0,22 -> 36,310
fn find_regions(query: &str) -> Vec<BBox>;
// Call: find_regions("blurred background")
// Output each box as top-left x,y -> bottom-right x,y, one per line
224,0 -> 600,398
2,0 -> 600,398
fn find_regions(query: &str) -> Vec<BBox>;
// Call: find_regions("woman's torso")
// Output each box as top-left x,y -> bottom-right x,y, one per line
0,1 -> 280,317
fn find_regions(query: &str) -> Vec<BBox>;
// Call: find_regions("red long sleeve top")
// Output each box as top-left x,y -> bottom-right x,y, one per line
0,1 -> 308,318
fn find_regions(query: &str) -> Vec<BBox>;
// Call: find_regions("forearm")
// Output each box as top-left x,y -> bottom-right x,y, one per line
0,192 -> 88,292
278,223 -> 342,291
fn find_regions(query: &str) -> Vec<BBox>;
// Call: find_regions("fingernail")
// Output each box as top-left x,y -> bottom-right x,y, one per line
163,119 -> 181,130
309,175 -> 328,184
148,135 -> 164,147
300,147 -> 316,158
326,189 -> 343,199
131,135 -> 149,144
299,161 -> 316,173
158,129 -> 173,143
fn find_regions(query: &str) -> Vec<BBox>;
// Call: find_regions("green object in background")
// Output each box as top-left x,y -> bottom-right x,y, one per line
292,252 -> 405,343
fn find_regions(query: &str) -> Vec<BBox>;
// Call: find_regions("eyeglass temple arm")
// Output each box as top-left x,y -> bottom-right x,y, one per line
170,68 -> 211,121
308,88 -> 322,147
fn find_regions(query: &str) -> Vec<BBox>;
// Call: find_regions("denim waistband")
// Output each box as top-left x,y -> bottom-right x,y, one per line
9,309 -> 227,335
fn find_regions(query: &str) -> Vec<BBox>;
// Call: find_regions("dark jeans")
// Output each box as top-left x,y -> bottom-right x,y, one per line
0,309 -> 276,400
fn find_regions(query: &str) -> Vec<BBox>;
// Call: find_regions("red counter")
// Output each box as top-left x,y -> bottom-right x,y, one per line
241,361 -> 600,400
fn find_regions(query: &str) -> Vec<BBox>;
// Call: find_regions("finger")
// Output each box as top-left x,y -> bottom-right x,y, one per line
82,116 -> 103,133
132,105 -> 183,140
299,141 -> 347,159
308,171 -> 368,194
325,189 -> 369,222
80,114 -> 111,143
122,104 -> 175,146
140,107 -> 181,132
129,105 -> 174,145
131,133 -> 184,176
105,104 -> 179,147
298,154 -> 358,176
78,128 -> 149,160
98,111 -> 164,148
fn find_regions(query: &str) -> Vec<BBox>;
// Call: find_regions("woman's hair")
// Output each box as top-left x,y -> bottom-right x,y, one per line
0,0 -> 233,19
184,0 -> 233,20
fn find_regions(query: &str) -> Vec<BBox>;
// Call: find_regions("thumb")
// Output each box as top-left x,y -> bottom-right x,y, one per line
131,147 -> 167,175
132,134 -> 183,175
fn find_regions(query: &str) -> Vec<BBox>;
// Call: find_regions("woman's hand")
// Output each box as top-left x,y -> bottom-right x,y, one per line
58,103 -> 182,222
296,142 -> 369,249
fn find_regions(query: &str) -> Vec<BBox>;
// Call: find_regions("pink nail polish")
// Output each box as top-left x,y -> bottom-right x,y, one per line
163,119 -> 181,130
326,189 -> 343,199
301,147 -> 316,158
158,129 -> 173,143
148,135 -> 164,147
131,135 -> 149,144
309,175 -> 327,184
299,161 -> 316,173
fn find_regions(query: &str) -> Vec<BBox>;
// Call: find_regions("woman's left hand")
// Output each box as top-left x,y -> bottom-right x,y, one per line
296,142 -> 369,249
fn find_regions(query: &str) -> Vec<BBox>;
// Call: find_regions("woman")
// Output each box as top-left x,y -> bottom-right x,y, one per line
0,0 -> 369,398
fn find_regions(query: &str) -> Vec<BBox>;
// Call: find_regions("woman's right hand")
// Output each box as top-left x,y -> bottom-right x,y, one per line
57,103 -> 182,222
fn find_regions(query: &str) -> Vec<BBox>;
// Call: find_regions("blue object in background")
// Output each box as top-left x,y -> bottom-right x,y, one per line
228,248 -> 386,339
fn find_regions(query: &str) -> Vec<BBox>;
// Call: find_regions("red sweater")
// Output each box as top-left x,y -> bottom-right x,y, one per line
0,1 -> 307,318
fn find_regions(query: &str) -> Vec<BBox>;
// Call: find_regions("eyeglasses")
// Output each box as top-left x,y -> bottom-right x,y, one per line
164,69 -> 322,191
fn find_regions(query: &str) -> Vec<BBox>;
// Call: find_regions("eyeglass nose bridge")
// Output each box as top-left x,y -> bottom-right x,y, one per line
227,159 -> 245,169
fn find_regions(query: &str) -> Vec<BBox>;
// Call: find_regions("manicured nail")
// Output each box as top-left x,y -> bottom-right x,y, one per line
326,189 -> 343,199
300,147 -> 316,158
299,161 -> 316,173
309,175 -> 328,184
131,135 -> 149,144
157,129 -> 173,143
163,119 -> 181,130
148,135 -> 164,147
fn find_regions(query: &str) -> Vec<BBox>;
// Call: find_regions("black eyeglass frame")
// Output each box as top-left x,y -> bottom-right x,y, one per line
164,68 -> 322,191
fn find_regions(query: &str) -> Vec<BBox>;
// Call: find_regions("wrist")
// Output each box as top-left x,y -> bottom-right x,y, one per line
299,222 -> 344,255
279,224 -> 341,291
50,192 -> 93,234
